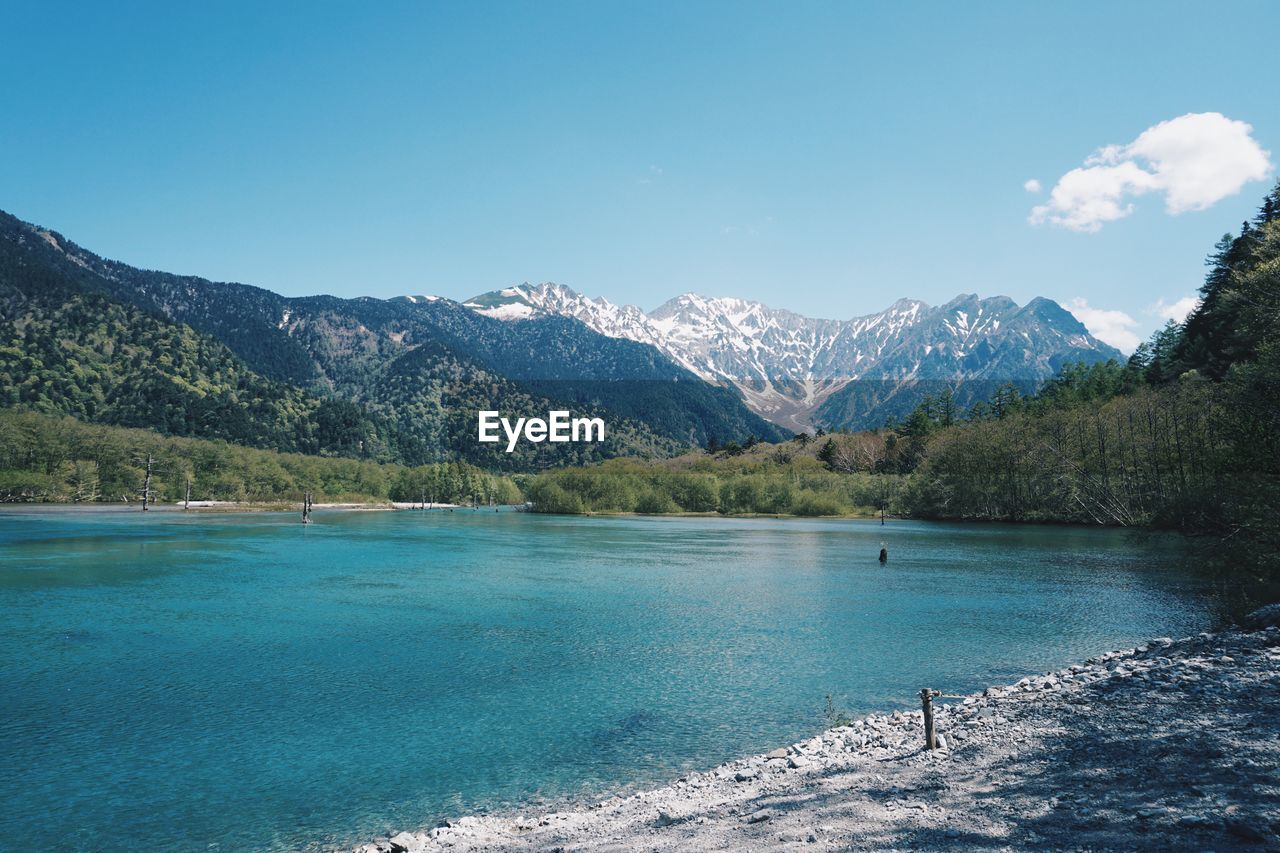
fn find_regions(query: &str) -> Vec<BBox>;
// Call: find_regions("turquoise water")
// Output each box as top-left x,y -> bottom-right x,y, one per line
0,508 -> 1235,850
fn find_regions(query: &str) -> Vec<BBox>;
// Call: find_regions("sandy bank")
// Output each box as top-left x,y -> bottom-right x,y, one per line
356,606 -> 1280,852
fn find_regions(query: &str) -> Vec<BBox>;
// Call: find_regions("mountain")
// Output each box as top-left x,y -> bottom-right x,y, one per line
0,216 -> 402,459
464,283 -> 1122,430
0,211 -> 784,470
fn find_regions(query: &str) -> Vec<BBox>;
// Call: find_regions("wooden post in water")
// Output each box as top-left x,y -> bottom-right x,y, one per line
920,688 -> 940,750
184,478 -> 191,511
302,491 -> 313,524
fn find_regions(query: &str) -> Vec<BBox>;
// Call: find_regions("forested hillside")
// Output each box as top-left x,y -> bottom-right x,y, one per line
0,210 -> 782,458
0,231 -> 398,458
900,181 -> 1278,543
0,210 -> 782,470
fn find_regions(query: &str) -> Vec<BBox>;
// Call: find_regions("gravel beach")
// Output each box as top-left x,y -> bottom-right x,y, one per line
357,606 -> 1280,852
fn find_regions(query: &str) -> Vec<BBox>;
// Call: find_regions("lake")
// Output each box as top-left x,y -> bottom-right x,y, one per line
0,508 -> 1247,850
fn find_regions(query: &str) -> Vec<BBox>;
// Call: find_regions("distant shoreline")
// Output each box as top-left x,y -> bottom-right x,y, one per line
0,502 -> 1168,529
0,501 -> 470,513
0,502 -> 874,521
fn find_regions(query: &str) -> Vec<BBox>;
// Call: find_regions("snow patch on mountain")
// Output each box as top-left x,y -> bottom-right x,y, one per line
467,301 -> 536,320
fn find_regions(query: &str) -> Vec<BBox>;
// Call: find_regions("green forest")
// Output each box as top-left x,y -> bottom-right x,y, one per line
525,183 -> 1280,562
0,409 -> 521,506
0,238 -> 402,460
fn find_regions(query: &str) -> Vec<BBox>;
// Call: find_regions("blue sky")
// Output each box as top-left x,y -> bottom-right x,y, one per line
2,1 -> 1276,350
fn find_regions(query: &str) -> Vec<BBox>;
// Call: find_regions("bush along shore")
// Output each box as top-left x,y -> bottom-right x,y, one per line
355,605 -> 1280,852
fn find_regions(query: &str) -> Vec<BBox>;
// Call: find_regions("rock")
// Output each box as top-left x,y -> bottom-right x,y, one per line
936,733 -> 948,750
747,808 -> 773,823
1243,603 -> 1280,629
735,769 -> 759,782
765,747 -> 789,760
788,755 -> 810,768
387,832 -> 420,853
1177,813 -> 1218,828
1226,819 -> 1267,842
657,808 -> 691,827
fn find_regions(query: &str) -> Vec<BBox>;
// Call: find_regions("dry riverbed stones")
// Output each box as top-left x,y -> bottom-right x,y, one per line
355,608 -> 1280,852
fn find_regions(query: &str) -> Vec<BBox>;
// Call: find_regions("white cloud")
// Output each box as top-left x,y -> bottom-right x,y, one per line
1031,112 -> 1273,232
1065,297 -> 1141,352
1023,178 -> 1042,193
1152,295 -> 1200,324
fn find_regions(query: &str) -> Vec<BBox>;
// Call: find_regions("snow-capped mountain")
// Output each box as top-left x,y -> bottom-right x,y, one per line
462,283 -> 1122,431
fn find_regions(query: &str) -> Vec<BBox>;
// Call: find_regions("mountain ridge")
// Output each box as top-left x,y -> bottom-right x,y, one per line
0,210 -> 786,469
462,282 -> 1121,430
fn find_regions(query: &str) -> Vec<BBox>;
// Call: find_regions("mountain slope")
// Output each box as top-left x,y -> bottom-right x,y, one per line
0,211 -> 783,468
464,283 -> 1122,430
0,217 -> 408,459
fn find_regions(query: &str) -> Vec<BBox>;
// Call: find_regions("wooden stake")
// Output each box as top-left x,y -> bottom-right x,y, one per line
920,688 -> 940,750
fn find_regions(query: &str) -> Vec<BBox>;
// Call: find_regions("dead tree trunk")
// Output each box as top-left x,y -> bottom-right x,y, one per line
141,454 -> 154,511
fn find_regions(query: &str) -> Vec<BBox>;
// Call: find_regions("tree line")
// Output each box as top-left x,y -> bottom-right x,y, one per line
525,451 -> 901,517
0,409 -> 521,506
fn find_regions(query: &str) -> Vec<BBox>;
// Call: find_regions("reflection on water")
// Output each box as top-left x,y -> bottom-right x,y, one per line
0,508 -> 1265,851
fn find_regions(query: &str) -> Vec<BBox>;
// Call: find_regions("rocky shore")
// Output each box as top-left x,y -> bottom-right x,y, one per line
358,606 -> 1280,852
